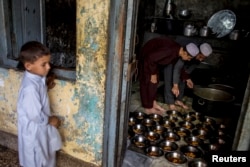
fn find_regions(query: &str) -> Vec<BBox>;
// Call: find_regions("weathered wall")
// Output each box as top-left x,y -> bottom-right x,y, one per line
0,0 -> 110,166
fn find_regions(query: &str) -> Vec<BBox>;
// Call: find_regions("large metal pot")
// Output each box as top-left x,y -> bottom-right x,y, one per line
208,84 -> 235,94
192,88 -> 235,117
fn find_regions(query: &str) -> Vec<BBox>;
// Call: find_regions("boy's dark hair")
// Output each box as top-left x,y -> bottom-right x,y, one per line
18,41 -> 50,65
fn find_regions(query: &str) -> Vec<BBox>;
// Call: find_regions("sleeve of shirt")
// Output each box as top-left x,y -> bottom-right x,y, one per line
181,64 -> 198,81
22,87 -> 49,126
173,59 -> 185,84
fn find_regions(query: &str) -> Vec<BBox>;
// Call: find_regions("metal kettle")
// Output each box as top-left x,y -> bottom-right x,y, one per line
184,24 -> 196,36
200,26 -> 209,37
229,30 -> 240,40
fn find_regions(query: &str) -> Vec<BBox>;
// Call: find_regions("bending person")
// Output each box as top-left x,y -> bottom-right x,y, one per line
165,43 -> 213,110
139,37 -> 197,115
164,43 -> 199,110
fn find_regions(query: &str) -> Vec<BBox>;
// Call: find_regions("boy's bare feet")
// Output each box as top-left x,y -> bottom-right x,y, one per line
144,108 -> 164,116
153,101 -> 166,112
175,100 -> 189,109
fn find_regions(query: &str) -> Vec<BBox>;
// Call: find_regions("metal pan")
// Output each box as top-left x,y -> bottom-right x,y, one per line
207,10 -> 236,38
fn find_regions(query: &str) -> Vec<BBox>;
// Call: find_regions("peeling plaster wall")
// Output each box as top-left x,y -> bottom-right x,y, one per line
0,0 -> 109,166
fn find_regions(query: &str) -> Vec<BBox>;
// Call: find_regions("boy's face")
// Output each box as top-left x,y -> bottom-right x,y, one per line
24,55 -> 51,77
179,47 -> 193,61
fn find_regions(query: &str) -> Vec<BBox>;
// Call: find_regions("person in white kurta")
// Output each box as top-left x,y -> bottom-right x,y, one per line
17,41 -> 62,167
17,71 -> 62,167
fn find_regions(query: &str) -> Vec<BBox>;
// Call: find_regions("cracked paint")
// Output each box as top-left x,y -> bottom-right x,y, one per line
0,0 -> 109,166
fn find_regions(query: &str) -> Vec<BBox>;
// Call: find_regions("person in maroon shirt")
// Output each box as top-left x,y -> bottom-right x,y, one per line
139,37 -> 198,115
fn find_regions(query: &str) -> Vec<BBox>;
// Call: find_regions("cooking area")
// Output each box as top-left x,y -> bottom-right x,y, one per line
123,0 -> 250,166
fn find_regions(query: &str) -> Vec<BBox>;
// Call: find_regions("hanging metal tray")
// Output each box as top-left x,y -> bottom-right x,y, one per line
207,10 -> 236,38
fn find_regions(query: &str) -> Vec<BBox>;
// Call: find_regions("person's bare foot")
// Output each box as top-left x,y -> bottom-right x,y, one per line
153,101 -> 166,112
169,104 -> 177,110
175,100 -> 189,109
144,108 -> 164,116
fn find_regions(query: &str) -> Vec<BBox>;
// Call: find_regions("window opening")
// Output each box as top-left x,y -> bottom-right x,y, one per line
45,0 -> 76,69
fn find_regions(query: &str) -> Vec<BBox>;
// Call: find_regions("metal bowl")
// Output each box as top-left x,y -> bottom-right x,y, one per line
128,116 -> 139,126
162,131 -> 180,142
174,127 -> 190,137
202,143 -> 221,152
145,146 -> 164,157
163,115 -> 178,122
188,158 -> 208,167
145,131 -> 160,142
158,140 -> 178,152
210,136 -> 227,145
203,117 -> 216,126
131,135 -> 149,148
148,113 -> 163,123
192,129 -> 208,140
189,112 -> 205,121
179,121 -> 195,130
161,119 -> 175,129
165,151 -> 187,164
180,145 -> 203,159
217,129 -> 226,136
184,136 -> 203,147
132,124 -> 146,135
178,9 -> 192,19
133,111 -> 147,120
141,118 -> 156,127
166,110 -> 182,117
195,123 -> 213,132
217,123 -> 227,129
183,113 -> 196,122
150,125 -> 165,135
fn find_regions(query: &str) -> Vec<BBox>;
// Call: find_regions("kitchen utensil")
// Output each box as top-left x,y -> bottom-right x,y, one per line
184,24 -> 197,36
178,9 -> 192,19
180,145 -> 203,159
199,26 -> 210,37
192,88 -> 235,117
174,127 -> 191,137
131,135 -> 149,148
188,158 -> 208,167
162,131 -> 180,142
207,10 -> 236,38
159,140 -> 178,152
145,146 -> 164,157
165,151 -> 187,165
132,124 -> 146,134
229,30 -> 240,40
184,136 -> 204,147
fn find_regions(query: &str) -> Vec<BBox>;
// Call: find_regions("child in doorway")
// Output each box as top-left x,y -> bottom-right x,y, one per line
17,41 -> 62,167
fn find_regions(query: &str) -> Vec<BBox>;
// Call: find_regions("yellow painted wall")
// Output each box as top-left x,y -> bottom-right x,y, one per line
0,0 -> 110,166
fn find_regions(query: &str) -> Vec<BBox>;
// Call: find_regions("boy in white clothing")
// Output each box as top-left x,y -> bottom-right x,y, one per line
17,41 -> 62,167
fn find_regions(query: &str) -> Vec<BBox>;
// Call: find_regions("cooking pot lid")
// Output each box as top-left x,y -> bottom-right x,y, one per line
193,88 -> 234,102
207,10 -> 236,38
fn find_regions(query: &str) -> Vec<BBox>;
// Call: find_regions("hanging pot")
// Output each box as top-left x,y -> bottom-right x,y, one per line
192,88 -> 235,117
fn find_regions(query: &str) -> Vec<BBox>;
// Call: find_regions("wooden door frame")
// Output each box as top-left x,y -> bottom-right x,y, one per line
103,0 -> 139,166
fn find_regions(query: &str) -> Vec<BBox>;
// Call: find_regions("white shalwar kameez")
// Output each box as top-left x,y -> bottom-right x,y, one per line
17,71 -> 62,167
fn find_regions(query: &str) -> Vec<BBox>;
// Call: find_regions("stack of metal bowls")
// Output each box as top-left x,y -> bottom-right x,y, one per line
128,110 -> 232,165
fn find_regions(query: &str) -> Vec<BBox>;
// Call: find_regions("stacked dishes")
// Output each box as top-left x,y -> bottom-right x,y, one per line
128,110 -> 233,165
